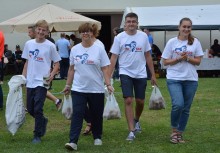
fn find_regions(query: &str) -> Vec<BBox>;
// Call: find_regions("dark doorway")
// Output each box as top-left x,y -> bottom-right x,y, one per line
83,15 -> 112,53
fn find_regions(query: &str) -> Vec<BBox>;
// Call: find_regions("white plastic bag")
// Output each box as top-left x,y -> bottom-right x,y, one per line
62,94 -> 73,120
103,93 -> 121,120
149,86 -> 166,110
5,75 -> 26,135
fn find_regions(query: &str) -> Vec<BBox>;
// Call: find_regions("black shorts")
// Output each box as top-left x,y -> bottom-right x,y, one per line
120,74 -> 147,99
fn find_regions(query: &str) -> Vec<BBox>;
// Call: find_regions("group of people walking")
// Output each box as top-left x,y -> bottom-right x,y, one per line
0,11 -> 204,151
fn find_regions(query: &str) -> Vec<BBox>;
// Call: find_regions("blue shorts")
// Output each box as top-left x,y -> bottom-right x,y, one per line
120,74 -> 147,99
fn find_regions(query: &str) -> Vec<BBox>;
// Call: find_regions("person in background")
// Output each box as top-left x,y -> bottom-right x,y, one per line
112,27 -> 120,81
0,31 -> 4,110
143,28 -> 154,80
109,12 -> 156,141
63,22 -> 113,151
143,28 -> 153,51
161,17 -> 204,144
22,20 -> 61,143
210,39 -> 220,57
55,33 -> 71,80
4,44 -> 15,65
14,45 -> 25,74
70,34 -> 82,46
27,25 -> 62,110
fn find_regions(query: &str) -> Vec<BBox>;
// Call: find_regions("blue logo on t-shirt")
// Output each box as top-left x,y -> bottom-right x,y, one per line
174,45 -> 187,52
29,49 -> 43,62
125,41 -> 137,52
75,53 -> 89,64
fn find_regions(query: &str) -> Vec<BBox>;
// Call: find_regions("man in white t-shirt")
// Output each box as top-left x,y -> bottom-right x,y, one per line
109,12 -> 157,141
22,20 -> 61,144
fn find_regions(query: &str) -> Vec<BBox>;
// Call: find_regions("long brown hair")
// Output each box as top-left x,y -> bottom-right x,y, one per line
179,17 -> 194,45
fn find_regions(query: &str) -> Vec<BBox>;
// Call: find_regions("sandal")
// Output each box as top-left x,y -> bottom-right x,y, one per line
170,132 -> 178,144
83,124 -> 91,135
177,134 -> 185,143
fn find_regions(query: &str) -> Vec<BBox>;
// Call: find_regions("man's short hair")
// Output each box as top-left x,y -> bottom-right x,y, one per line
125,12 -> 138,20
28,25 -> 36,31
35,20 -> 49,30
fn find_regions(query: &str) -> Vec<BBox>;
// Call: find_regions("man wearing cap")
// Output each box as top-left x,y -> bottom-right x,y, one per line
14,45 -> 25,74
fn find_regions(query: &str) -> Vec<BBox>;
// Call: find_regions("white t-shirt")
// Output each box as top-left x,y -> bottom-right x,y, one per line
95,39 -> 105,50
110,30 -> 151,78
70,43 -> 110,93
162,37 -> 204,81
22,39 -> 61,88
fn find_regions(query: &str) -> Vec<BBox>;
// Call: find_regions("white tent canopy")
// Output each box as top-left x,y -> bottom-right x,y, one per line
120,5 -> 220,31
0,3 -> 101,33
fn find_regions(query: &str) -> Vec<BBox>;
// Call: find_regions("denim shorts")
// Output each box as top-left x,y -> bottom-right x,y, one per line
120,74 -> 147,99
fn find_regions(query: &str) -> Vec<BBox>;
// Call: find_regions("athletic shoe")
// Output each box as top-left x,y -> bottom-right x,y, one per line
32,136 -> 41,144
134,121 -> 142,133
65,143 -> 77,151
94,139 -> 102,145
126,131 -> 135,141
56,99 -> 62,111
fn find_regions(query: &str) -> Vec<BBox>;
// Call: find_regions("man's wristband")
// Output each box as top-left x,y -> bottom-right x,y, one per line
106,84 -> 111,87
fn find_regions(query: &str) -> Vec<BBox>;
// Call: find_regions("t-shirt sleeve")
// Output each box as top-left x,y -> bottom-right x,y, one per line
162,39 -> 173,59
100,48 -> 110,67
51,44 -> 61,62
110,36 -> 120,55
194,39 -> 204,57
22,42 -> 29,60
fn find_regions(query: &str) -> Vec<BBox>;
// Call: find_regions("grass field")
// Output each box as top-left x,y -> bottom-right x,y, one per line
0,75 -> 220,153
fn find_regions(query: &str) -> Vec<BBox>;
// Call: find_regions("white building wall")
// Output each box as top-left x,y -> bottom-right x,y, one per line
1,0 -> 220,51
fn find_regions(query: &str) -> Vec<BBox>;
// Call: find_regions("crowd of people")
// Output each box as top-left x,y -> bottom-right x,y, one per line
0,12 -> 205,151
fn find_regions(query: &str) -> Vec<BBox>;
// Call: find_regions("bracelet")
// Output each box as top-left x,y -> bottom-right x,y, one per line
65,85 -> 70,88
106,84 -> 111,87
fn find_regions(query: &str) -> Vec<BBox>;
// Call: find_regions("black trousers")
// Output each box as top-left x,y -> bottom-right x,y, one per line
26,86 -> 47,137
69,91 -> 104,144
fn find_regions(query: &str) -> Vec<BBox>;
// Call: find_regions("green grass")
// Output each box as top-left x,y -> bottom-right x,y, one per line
0,75 -> 220,153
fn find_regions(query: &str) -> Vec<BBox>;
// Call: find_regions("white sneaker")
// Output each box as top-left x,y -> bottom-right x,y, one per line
65,143 -> 77,151
134,121 -> 142,133
94,139 -> 102,145
126,131 -> 135,141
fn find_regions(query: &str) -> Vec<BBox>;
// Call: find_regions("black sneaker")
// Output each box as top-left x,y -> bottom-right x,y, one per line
40,117 -> 48,137
32,136 -> 41,144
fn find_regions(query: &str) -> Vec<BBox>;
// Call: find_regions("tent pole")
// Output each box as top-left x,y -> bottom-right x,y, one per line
210,30 -> 212,47
164,31 -> 166,47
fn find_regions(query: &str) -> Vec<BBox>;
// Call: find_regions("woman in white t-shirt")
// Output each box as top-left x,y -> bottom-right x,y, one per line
62,23 -> 114,151
162,17 -> 204,144
82,23 -> 105,136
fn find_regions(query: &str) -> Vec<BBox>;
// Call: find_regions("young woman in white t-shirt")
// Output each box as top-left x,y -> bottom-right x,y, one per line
162,17 -> 204,144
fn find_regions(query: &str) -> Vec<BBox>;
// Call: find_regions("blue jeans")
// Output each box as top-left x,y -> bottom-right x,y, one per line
167,79 -> 198,132
69,91 -> 104,144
